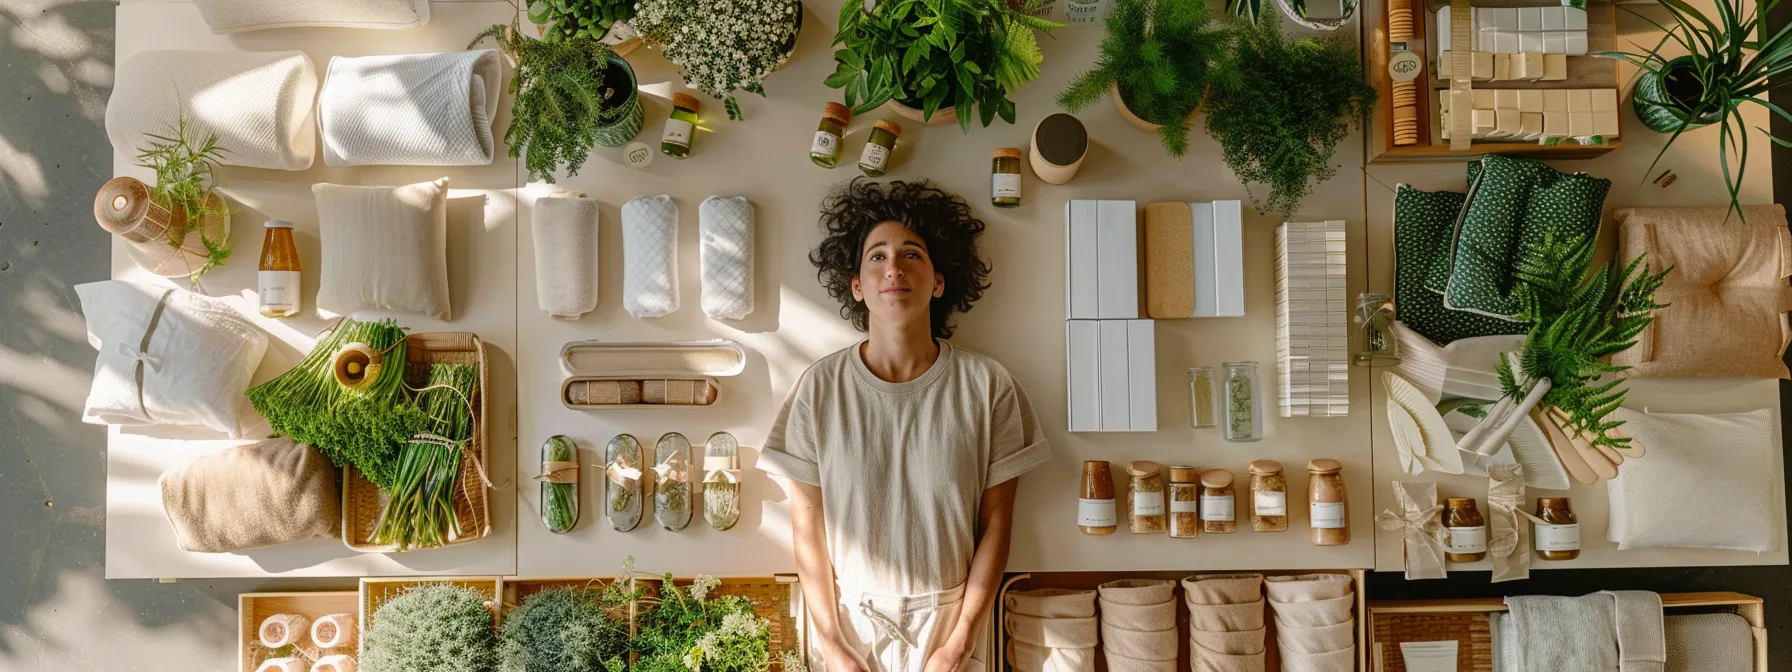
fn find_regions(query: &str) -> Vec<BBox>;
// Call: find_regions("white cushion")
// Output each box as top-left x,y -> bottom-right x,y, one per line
700,196 -> 755,320
314,179 -> 453,320
1608,407 -> 1783,552
533,194 -> 600,319
196,0 -> 429,33
106,50 -> 317,171
623,194 -> 679,318
318,50 -> 502,167
76,281 -> 269,438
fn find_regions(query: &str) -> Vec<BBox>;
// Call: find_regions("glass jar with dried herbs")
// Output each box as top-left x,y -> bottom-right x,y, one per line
1168,466 -> 1200,539
1188,367 -> 1216,429
1079,460 -> 1117,535
1127,461 -> 1166,534
1534,497 -> 1580,561
1222,361 -> 1263,442
1248,460 -> 1288,532
1308,458 -> 1349,546
1199,469 -> 1237,534
1445,497 -> 1487,563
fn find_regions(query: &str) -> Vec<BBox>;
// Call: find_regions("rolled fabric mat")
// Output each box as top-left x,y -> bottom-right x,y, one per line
1006,640 -> 1096,672
1274,619 -> 1355,655
310,613 -> 357,650
106,50 -> 319,171
1269,595 -> 1354,628
1264,574 -> 1354,603
1104,652 -> 1179,672
258,658 -> 307,672
1183,574 -> 1264,605
1097,579 -> 1177,606
643,379 -> 717,405
1187,600 -> 1265,632
1191,648 -> 1265,672
318,50 -> 502,166
260,613 -> 312,649
1189,628 -> 1266,656
1276,643 -> 1355,672
1098,598 -> 1177,631
1006,588 -> 1097,618
311,655 -> 358,672
567,380 -> 644,405
1005,614 -> 1099,649
533,195 -> 600,320
1099,624 -> 1179,661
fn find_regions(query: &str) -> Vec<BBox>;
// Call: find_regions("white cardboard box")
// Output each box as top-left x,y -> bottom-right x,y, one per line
1213,200 -> 1245,317
1192,202 -> 1218,317
1066,320 -> 1100,432
1098,320 -> 1132,430
1096,200 -> 1140,319
1066,201 -> 1100,319
1127,320 -> 1157,431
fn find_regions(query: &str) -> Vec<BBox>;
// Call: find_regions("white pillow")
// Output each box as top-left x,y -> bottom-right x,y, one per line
314,179 -> 453,320
106,50 -> 318,171
534,194 -> 600,320
76,281 -> 269,438
318,50 -> 502,167
196,0 -> 429,33
1607,406 -> 1783,552
700,196 -> 755,320
623,194 -> 679,318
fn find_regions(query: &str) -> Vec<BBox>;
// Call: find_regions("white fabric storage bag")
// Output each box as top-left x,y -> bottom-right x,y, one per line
196,0 -> 429,33
107,50 -> 318,171
533,194 -> 600,320
623,194 -> 679,318
1607,406 -> 1783,552
317,50 -> 502,166
700,196 -> 755,320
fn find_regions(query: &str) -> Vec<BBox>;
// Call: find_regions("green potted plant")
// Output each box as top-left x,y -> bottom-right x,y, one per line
1203,13 -> 1375,214
528,0 -> 641,53
826,0 -> 1063,130
474,20 -> 644,182
361,583 -> 499,672
1594,0 -> 1791,220
632,0 -> 803,120
1058,0 -> 1230,157
133,114 -> 233,285
633,574 -> 774,672
499,583 -> 632,672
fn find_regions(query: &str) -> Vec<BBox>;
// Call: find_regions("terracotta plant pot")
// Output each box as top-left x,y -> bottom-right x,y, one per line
1112,83 -> 1203,133
886,98 -> 959,126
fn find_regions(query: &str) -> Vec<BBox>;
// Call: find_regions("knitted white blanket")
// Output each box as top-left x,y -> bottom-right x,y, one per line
106,50 -> 318,171
318,50 -> 501,166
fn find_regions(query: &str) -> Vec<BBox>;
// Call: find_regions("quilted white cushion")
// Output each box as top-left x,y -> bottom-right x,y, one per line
623,194 -> 679,318
196,0 -> 429,33
314,179 -> 453,320
76,280 -> 269,438
318,50 -> 502,166
700,196 -> 755,320
1607,407 -> 1783,552
534,194 -> 600,320
106,50 -> 317,171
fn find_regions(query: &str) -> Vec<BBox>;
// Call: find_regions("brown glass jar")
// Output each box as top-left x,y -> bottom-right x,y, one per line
1444,497 -> 1488,563
258,219 -> 302,318
1127,461 -> 1166,534
1308,458 -> 1349,546
1079,461 -> 1117,535
1248,460 -> 1288,532
1534,497 -> 1581,561
1199,470 -> 1237,534
1168,466 -> 1200,539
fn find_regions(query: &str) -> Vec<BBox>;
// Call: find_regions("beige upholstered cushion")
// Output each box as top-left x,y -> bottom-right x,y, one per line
314,179 -> 452,320
1613,205 -> 1792,379
159,438 -> 339,553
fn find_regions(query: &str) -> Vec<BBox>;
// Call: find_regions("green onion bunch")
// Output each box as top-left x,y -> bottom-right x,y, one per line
370,363 -> 480,550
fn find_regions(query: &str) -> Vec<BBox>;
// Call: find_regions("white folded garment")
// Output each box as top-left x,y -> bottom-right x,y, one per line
1608,407 -> 1783,552
700,196 -> 755,320
107,50 -> 318,171
534,195 -> 600,320
318,50 -> 501,166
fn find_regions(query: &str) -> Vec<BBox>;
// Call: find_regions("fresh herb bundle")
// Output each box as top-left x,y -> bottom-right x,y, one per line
362,584 -> 499,672
499,586 -> 631,672
135,112 -> 235,284
247,318 -> 420,489
634,575 -> 773,672
370,363 -> 481,550
541,435 -> 579,533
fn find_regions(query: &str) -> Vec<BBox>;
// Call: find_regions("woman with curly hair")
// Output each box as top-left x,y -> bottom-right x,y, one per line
761,179 -> 1051,672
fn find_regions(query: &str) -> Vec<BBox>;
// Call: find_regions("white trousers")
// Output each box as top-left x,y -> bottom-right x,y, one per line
828,583 -> 985,672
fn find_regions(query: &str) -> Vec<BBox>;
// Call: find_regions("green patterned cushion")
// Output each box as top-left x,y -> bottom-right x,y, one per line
1439,154 -> 1611,321
1395,185 -> 1529,345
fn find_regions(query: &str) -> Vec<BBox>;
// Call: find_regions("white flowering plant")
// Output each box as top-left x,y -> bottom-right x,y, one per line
635,573 -> 775,672
633,0 -> 802,120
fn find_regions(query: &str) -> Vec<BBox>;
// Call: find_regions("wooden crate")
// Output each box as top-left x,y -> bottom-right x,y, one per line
996,569 -> 1369,672
499,574 -> 805,669
358,576 -> 503,635
238,591 -> 359,672
1365,0 -> 1624,162
1367,591 -> 1766,672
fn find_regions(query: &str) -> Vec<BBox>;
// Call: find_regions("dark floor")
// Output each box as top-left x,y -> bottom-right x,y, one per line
1,1 -> 1789,670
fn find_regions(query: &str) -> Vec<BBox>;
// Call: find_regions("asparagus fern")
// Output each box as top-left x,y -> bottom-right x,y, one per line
1058,0 -> 1232,157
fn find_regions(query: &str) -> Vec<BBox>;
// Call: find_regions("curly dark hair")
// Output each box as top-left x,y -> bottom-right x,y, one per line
810,178 -> 993,339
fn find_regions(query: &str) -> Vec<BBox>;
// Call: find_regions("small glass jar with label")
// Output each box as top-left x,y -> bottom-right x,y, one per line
858,119 -> 901,177
1168,466 -> 1200,539
661,93 -> 700,159
1199,469 -> 1237,534
1444,497 -> 1488,563
1307,458 -> 1349,545
1188,367 -> 1216,428
258,219 -> 302,318
810,102 -> 851,168
991,148 -> 1023,208
1353,292 -> 1400,366
1248,460 -> 1288,532
1078,460 -> 1117,536
1127,461 -> 1166,534
1222,361 -> 1263,442
1534,497 -> 1581,561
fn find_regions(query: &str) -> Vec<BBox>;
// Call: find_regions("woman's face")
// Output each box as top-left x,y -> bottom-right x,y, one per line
851,221 -> 945,329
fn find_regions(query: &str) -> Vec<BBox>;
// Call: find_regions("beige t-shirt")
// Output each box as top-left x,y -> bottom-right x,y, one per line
761,340 -> 1051,595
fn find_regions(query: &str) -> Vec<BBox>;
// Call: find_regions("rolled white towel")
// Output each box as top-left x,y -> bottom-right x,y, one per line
106,50 -> 318,171
534,195 -> 600,320
318,50 -> 501,166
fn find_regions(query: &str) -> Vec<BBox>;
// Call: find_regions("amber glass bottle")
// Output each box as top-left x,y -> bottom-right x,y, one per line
1444,497 -> 1487,563
258,220 -> 302,318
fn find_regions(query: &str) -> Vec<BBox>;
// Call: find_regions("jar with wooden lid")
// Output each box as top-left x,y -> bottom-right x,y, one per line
1078,461 -> 1117,535
1168,466 -> 1201,539
809,101 -> 851,168
1444,497 -> 1487,563
1127,461 -> 1166,534
1307,458 -> 1349,545
1248,460 -> 1288,532
1533,497 -> 1580,561
858,119 -> 902,177
991,148 -> 1023,208
1199,469 -> 1237,534
661,93 -> 699,158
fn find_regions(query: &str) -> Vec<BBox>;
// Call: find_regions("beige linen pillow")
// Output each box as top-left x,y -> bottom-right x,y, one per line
159,438 -> 340,553
314,178 -> 452,320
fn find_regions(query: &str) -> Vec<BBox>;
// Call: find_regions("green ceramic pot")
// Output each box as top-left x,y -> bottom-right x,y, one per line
595,51 -> 644,147
1632,56 -> 1725,134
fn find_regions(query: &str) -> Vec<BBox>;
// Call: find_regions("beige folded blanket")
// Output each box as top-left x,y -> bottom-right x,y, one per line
1006,614 -> 1100,649
1007,588 -> 1098,618
1099,579 -> 1178,606
1189,600 -> 1266,632
1265,574 -> 1354,603
1183,574 -> 1264,605
1100,598 -> 1177,631
159,438 -> 339,552
1007,640 -> 1096,672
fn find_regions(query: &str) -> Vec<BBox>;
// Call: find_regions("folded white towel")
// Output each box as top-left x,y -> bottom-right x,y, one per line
534,195 -> 600,320
1602,591 -> 1666,672
700,196 -> 755,320
1504,594 -> 1618,672
623,195 -> 679,318
318,50 -> 501,166
107,50 -> 318,171
197,0 -> 429,33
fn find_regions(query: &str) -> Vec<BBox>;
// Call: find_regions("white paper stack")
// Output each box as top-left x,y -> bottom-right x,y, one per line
1275,221 -> 1349,418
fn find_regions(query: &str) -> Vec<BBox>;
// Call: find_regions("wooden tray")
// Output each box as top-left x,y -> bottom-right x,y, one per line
342,332 -> 492,552
358,576 -> 503,635
501,574 -> 805,670
238,591 -> 359,672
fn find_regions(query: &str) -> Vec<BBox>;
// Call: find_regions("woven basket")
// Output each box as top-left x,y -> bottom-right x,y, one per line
1368,611 -> 1490,672
341,332 -> 492,553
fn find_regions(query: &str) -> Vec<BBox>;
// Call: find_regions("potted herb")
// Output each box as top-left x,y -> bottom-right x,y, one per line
362,584 -> 499,672
634,575 -> 774,672
1594,0 -> 1791,219
475,20 -> 644,182
1058,0 -> 1230,157
131,115 -> 234,285
528,0 -> 641,53
826,0 -> 1063,130
632,0 -> 803,120
1203,13 -> 1374,214
499,583 -> 632,672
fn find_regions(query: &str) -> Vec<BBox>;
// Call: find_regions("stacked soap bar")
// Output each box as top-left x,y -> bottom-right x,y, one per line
1275,220 -> 1349,418
1440,88 -> 1620,141
1437,49 -> 1567,81
1437,5 -> 1589,55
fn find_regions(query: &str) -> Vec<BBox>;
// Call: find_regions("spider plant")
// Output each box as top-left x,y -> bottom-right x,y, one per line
1593,0 -> 1792,221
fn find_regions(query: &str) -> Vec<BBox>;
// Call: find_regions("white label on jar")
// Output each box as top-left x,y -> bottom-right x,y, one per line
1200,495 -> 1235,522
662,119 -> 694,146
1132,490 -> 1165,516
1310,501 -> 1347,529
1078,498 -> 1116,527
1448,525 -> 1487,554
859,142 -> 890,171
992,173 -> 1022,199
1254,490 -> 1287,516
1171,499 -> 1199,514
1534,523 -> 1581,552
811,131 -> 839,158
259,270 -> 301,314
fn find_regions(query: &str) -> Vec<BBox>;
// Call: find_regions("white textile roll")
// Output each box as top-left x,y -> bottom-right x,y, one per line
310,612 -> 358,650
106,50 -> 318,170
534,195 -> 600,320
318,50 -> 501,166
311,654 -> 358,672
699,196 -> 755,320
623,195 -> 680,318
259,613 -> 310,648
